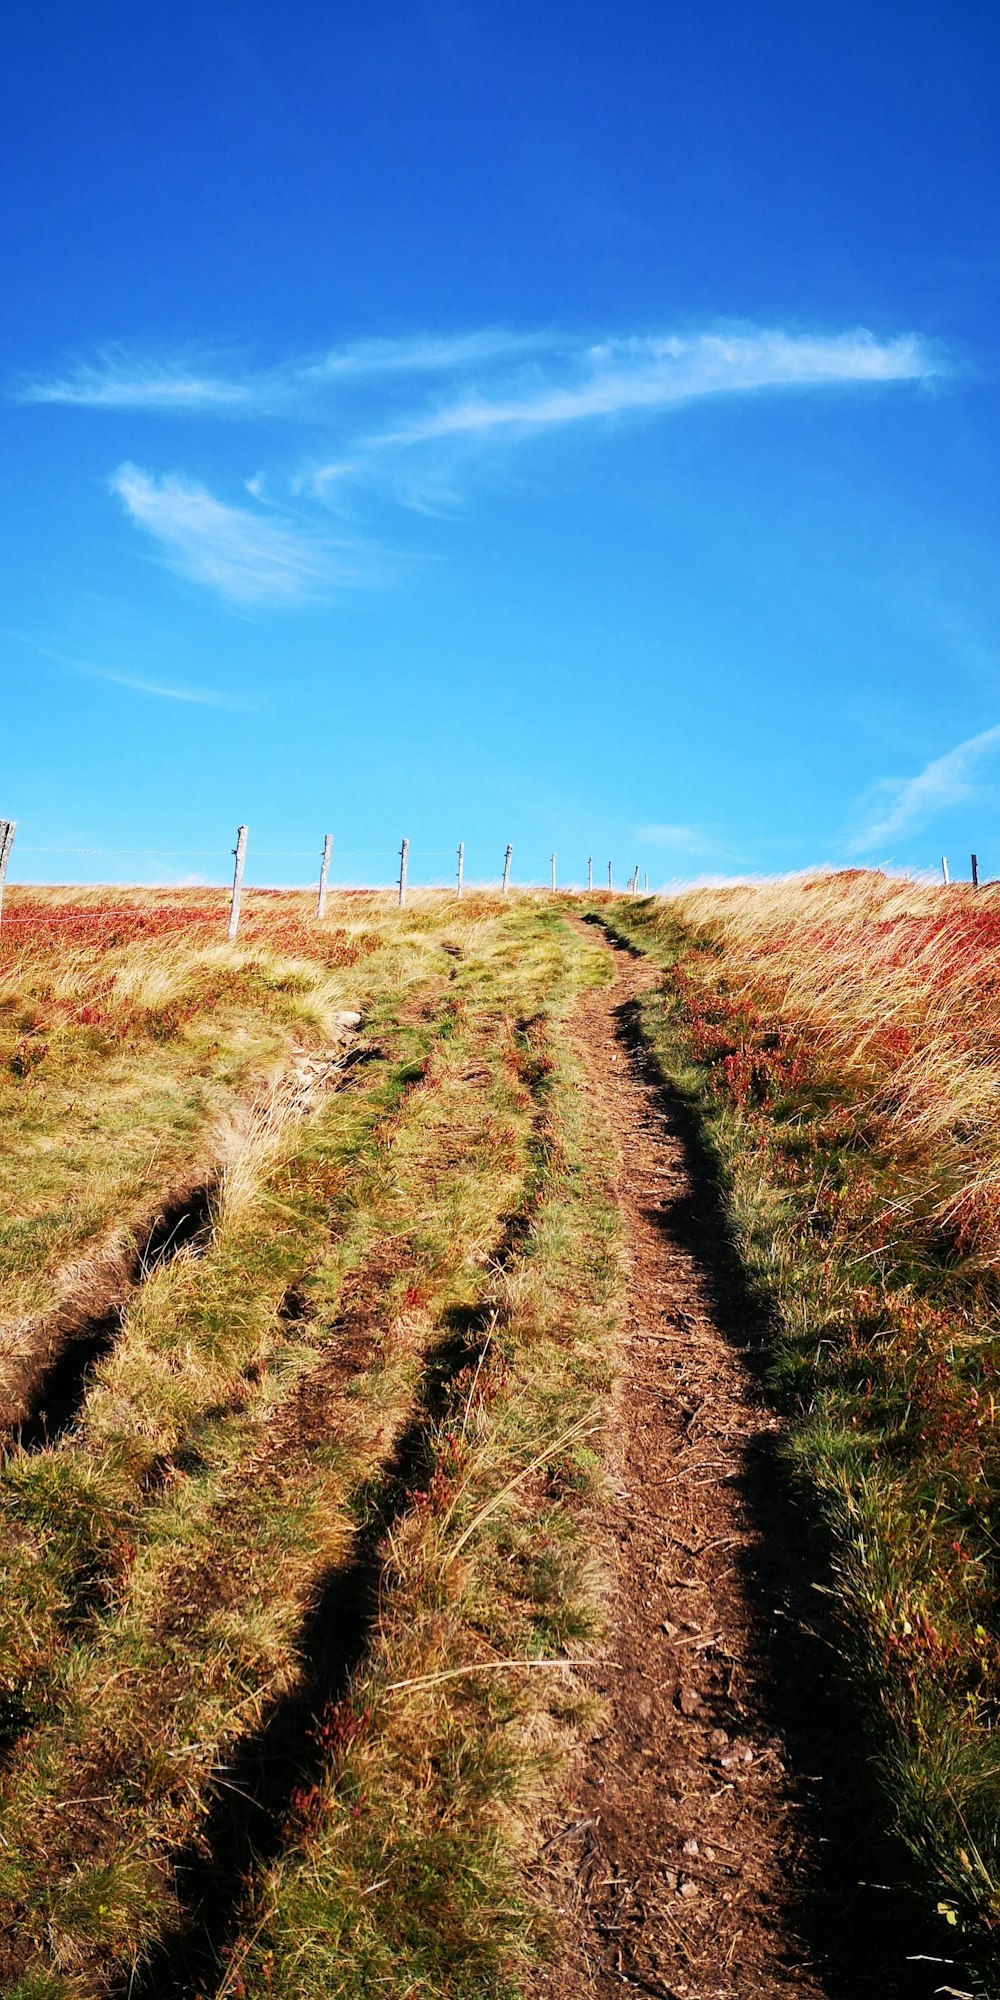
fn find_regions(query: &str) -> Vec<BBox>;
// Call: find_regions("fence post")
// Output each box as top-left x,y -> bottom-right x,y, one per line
228,825 -> 248,940
588,856 -> 593,892
941,855 -> 950,886
643,872 -> 649,893
972,852 -> 979,889
457,841 -> 464,899
550,852 -> 556,892
608,861 -> 613,891
398,837 -> 409,909
0,820 -> 16,933
316,833 -> 332,919
501,844 -> 512,896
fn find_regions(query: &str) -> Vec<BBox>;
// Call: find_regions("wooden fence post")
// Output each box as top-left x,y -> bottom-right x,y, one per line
643,872 -> 649,893
550,853 -> 556,892
502,844 -> 512,896
587,856 -> 593,892
398,837 -> 409,909
0,820 -> 16,933
608,861 -> 613,891
972,852 -> 979,889
316,833 -> 332,919
457,841 -> 464,898
941,856 -> 950,886
228,825 -> 247,940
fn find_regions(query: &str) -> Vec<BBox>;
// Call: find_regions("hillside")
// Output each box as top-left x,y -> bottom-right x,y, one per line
0,879 -> 992,1999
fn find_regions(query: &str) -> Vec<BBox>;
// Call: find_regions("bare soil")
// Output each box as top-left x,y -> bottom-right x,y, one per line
528,929 -> 940,2000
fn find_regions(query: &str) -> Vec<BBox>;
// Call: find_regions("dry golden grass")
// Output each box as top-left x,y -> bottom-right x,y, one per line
671,870 -> 1000,1258
613,874 -> 1000,1967
0,889 -> 621,2000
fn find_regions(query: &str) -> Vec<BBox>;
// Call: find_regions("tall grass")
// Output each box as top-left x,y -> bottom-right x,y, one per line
612,874 -> 1000,1972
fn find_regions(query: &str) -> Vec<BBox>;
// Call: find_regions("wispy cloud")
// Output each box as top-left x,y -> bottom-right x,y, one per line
16,329 -> 553,415
302,328 -> 556,382
17,324 -> 943,440
3,628 -> 243,705
847,722 -> 1000,852
367,329 -> 937,455
110,463 -> 345,604
18,351 -> 255,411
19,321 -> 948,602
94,668 -> 245,705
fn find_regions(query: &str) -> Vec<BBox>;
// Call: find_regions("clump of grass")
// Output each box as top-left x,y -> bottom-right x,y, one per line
609,878 -> 1000,1972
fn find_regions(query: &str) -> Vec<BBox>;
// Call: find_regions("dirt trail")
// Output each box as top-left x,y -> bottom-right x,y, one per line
528,928 -> 934,2000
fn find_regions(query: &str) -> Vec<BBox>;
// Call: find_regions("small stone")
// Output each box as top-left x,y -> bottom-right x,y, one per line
682,1838 -> 700,1858
334,1010 -> 362,1028
660,1619 -> 679,1639
663,1868 -> 678,1891
678,1687 -> 701,1717
705,1846 -> 716,1863
636,1694 -> 653,1722
679,1878 -> 699,1899
741,1747 -> 754,1765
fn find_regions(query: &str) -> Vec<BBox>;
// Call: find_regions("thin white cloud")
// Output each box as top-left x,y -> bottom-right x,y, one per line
18,351 -> 254,411
111,463 -> 340,604
302,328 -> 555,381
94,668 -> 245,705
18,325 -> 943,442
17,329 -> 552,414
847,721 -> 1000,852
371,328 -> 939,451
2,628 -> 243,705
17,321 -> 949,599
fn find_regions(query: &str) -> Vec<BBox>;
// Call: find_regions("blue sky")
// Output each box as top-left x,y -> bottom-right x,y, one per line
3,1 -> 1000,888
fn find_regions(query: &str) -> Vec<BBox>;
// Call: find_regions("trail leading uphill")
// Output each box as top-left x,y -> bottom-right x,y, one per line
529,923 -> 931,2000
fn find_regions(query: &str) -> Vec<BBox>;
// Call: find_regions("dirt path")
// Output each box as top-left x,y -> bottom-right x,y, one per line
528,928 -> 934,2000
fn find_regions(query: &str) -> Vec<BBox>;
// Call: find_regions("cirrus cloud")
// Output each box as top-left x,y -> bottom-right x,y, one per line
110,464 -> 349,604
847,721 -> 1000,853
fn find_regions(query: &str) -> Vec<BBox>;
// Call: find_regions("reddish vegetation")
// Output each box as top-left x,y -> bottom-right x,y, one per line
620,873 -> 1000,1958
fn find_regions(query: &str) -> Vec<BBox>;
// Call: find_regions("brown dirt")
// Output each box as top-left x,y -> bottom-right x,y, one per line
527,928 -> 939,2000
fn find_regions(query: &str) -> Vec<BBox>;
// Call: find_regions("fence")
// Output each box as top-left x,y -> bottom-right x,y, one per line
0,819 -> 654,939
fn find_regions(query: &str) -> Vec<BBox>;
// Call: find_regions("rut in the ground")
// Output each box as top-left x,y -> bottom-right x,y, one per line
527,929 -> 935,2000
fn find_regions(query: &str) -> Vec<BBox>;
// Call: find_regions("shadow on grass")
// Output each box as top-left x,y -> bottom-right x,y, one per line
600,921 -> 964,1999
13,1184 -> 215,1453
126,1203 -> 535,2000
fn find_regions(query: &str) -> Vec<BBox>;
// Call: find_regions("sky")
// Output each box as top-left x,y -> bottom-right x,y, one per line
3,0 -> 1000,889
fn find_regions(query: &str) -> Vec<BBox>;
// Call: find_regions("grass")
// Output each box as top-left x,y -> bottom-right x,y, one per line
210,938 -> 624,2000
0,884 -> 507,1340
607,873 -> 1000,1973
20,868 -> 994,1992
0,888 -> 367,1335
0,891 -> 626,1999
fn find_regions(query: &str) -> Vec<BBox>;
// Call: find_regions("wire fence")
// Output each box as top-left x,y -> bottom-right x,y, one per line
0,819 -> 652,939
